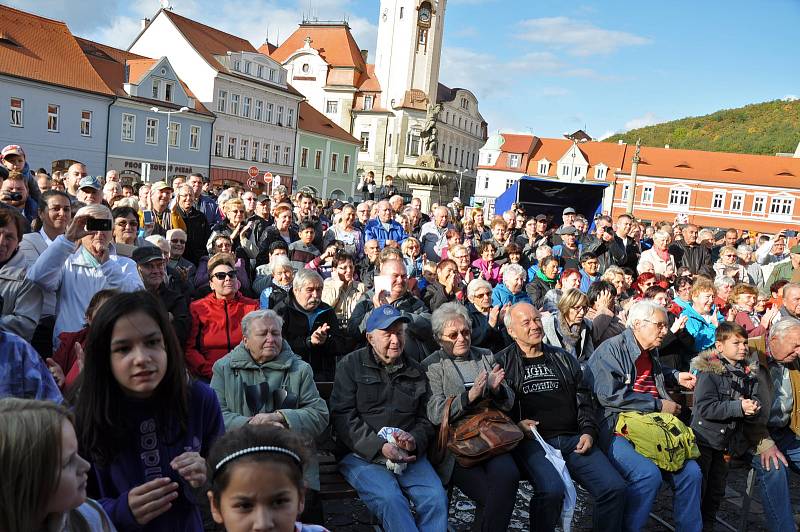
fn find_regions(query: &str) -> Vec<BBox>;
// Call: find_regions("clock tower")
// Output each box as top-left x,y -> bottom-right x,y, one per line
374,0 -> 447,111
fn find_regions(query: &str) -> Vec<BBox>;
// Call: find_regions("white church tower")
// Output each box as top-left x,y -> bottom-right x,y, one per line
374,0 -> 446,111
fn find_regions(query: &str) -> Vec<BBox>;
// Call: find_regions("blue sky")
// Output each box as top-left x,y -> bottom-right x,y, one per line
12,0 -> 800,139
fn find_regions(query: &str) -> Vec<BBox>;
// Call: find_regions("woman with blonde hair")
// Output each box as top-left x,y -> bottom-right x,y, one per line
206,197 -> 258,259
541,287 -> 595,362
0,398 -> 115,531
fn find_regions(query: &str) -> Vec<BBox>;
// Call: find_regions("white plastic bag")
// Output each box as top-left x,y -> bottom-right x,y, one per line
530,424 -> 576,532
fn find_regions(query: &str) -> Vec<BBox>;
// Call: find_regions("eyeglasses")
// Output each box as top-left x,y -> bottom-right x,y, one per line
213,271 -> 237,280
443,329 -> 471,340
170,239 -> 186,244
642,319 -> 668,330
115,220 -> 138,228
228,209 -> 245,214
474,292 -> 492,298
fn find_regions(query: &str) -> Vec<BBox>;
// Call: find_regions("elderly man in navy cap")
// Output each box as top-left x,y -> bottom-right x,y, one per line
76,176 -> 103,205
330,304 -> 448,532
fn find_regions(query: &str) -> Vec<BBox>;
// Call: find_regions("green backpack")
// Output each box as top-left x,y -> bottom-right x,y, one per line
615,411 -> 700,472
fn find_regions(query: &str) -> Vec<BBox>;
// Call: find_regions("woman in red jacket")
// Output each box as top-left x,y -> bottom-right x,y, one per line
185,252 -> 258,380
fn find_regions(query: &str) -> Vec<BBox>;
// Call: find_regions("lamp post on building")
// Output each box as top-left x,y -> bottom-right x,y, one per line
624,139 -> 642,215
456,168 -> 467,200
150,106 -> 189,185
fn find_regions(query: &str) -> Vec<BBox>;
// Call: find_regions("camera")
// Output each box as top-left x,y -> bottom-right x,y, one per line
85,218 -> 112,231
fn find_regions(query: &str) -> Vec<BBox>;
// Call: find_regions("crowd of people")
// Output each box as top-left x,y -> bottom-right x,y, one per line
1,145 -> 800,532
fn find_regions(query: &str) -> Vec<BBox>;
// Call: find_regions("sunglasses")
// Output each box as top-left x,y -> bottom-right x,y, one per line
443,329 -> 471,340
170,239 -> 186,244
213,271 -> 237,280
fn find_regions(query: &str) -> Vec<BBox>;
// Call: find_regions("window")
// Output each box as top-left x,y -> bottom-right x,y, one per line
164,82 -> 174,102
190,125 -> 200,150
538,161 -> 549,175
146,118 -> 158,144
283,146 -> 291,165
314,150 -> 322,170
595,166 -> 606,180
262,144 -> 270,163
217,90 -> 227,112
243,97 -> 251,118
406,129 -> 421,157
252,141 -> 260,161
266,103 -> 273,123
152,79 -> 161,99
505,178 -> 515,190
9,98 -> 22,127
244,62 -> 251,74
508,154 -> 520,168
641,184 -> 654,205
268,68 -> 275,81
769,196 -> 794,219
121,113 -> 134,141
326,100 -> 338,114
711,191 -> 725,211
80,111 -> 92,136
418,28 -> 427,45
573,166 -> 583,177
668,186 -> 691,207
300,147 -> 309,168
360,132 -> 370,152
343,154 -> 351,174
230,94 -> 240,115
330,153 -> 338,172
752,194 -> 766,215
561,165 -> 570,177
364,95 -> 373,110
730,192 -> 744,212
255,100 -> 263,121
287,108 -> 294,128
214,134 -> 224,157
48,104 -> 60,132
227,137 -> 237,158
621,183 -> 631,201
273,144 -> 280,164
400,6 -> 404,18
240,139 -> 248,160
168,122 -> 180,148
233,60 -> 241,71
276,105 -> 284,126
257,65 -> 264,78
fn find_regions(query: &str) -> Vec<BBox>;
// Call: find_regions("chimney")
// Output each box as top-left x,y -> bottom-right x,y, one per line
664,144 -> 670,149
360,49 -> 368,62
141,18 -> 151,31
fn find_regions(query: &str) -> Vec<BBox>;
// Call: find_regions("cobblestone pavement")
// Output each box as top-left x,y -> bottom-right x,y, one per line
322,458 -> 800,531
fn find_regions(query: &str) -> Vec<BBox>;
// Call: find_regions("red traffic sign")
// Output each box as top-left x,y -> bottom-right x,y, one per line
247,166 -> 259,178
263,171 -> 273,184
247,177 -> 257,189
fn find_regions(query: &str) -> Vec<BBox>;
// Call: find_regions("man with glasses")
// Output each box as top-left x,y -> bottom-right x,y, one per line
589,300 -> 701,532
354,201 -> 371,233
173,184 -> 209,266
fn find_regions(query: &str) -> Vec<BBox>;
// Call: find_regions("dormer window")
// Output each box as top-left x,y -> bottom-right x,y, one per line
364,95 -> 373,111
595,166 -> 606,180
508,154 -> 520,168
233,60 -> 241,72
538,160 -> 550,175
257,65 -> 263,78
244,62 -> 251,74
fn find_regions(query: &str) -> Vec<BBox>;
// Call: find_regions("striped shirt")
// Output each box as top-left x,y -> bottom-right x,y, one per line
633,351 -> 659,398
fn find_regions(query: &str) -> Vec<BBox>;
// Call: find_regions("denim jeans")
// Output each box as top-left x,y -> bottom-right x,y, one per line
607,436 -> 702,532
339,453 -> 449,532
546,434 -> 627,532
750,425 -> 800,532
512,437 -> 567,532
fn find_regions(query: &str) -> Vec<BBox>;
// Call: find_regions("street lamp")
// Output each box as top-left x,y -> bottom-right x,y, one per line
150,106 -> 189,185
456,168 -> 467,201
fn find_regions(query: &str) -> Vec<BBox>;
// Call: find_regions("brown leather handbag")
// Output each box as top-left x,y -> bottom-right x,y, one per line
435,396 -> 524,468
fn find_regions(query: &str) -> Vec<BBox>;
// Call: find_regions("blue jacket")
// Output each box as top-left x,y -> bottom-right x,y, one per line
680,304 -> 724,353
491,282 -> 532,307
579,269 -> 598,293
588,328 -> 679,440
197,194 -> 221,226
0,331 -> 62,402
93,380 -> 223,532
364,219 -> 408,248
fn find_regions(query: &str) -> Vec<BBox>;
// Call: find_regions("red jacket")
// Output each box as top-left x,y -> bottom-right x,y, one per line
185,292 -> 259,378
53,327 -> 89,393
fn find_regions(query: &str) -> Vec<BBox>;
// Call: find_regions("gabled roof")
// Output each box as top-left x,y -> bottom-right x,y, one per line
358,64 -> 381,91
478,133 -> 539,172
0,5 -> 113,96
258,42 -> 277,56
298,101 -> 360,145
271,22 -> 366,72
160,9 -> 257,68
77,36 -> 212,116
524,138 -> 628,180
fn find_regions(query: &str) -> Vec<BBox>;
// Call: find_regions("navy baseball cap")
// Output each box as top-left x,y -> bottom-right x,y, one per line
366,305 -> 410,333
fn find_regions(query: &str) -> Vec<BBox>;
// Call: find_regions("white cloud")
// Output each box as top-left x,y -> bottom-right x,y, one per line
598,130 -> 618,140
440,46 -> 507,100
624,112 -> 661,130
517,17 -> 650,56
783,94 -> 798,102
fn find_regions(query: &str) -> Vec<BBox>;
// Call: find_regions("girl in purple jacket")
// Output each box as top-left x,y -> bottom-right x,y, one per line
74,291 -> 224,532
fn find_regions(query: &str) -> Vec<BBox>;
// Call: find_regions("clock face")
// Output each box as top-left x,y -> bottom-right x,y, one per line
419,7 -> 431,22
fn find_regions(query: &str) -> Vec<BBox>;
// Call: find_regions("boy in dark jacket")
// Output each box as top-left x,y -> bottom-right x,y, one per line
690,322 -> 763,528
288,220 -> 320,270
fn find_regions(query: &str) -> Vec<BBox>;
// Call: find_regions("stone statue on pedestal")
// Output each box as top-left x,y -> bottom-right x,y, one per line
418,103 -> 442,168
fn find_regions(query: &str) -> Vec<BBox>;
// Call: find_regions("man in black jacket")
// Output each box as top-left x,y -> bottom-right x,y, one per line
132,246 -> 191,346
330,304 -> 448,532
495,302 -> 626,532
669,224 -> 713,277
174,184 -> 209,266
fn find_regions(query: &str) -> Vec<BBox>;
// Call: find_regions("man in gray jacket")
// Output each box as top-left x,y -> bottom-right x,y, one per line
589,300 -> 701,532
0,208 -> 42,342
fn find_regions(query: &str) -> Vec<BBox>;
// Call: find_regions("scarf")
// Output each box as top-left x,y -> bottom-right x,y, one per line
535,268 -> 555,284
654,247 -> 670,262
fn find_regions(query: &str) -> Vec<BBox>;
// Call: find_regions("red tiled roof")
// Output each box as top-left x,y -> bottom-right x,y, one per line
358,64 -> 381,91
258,42 -> 277,56
271,23 -> 366,72
77,36 -> 212,116
0,5 -> 113,96
298,101 -> 359,145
